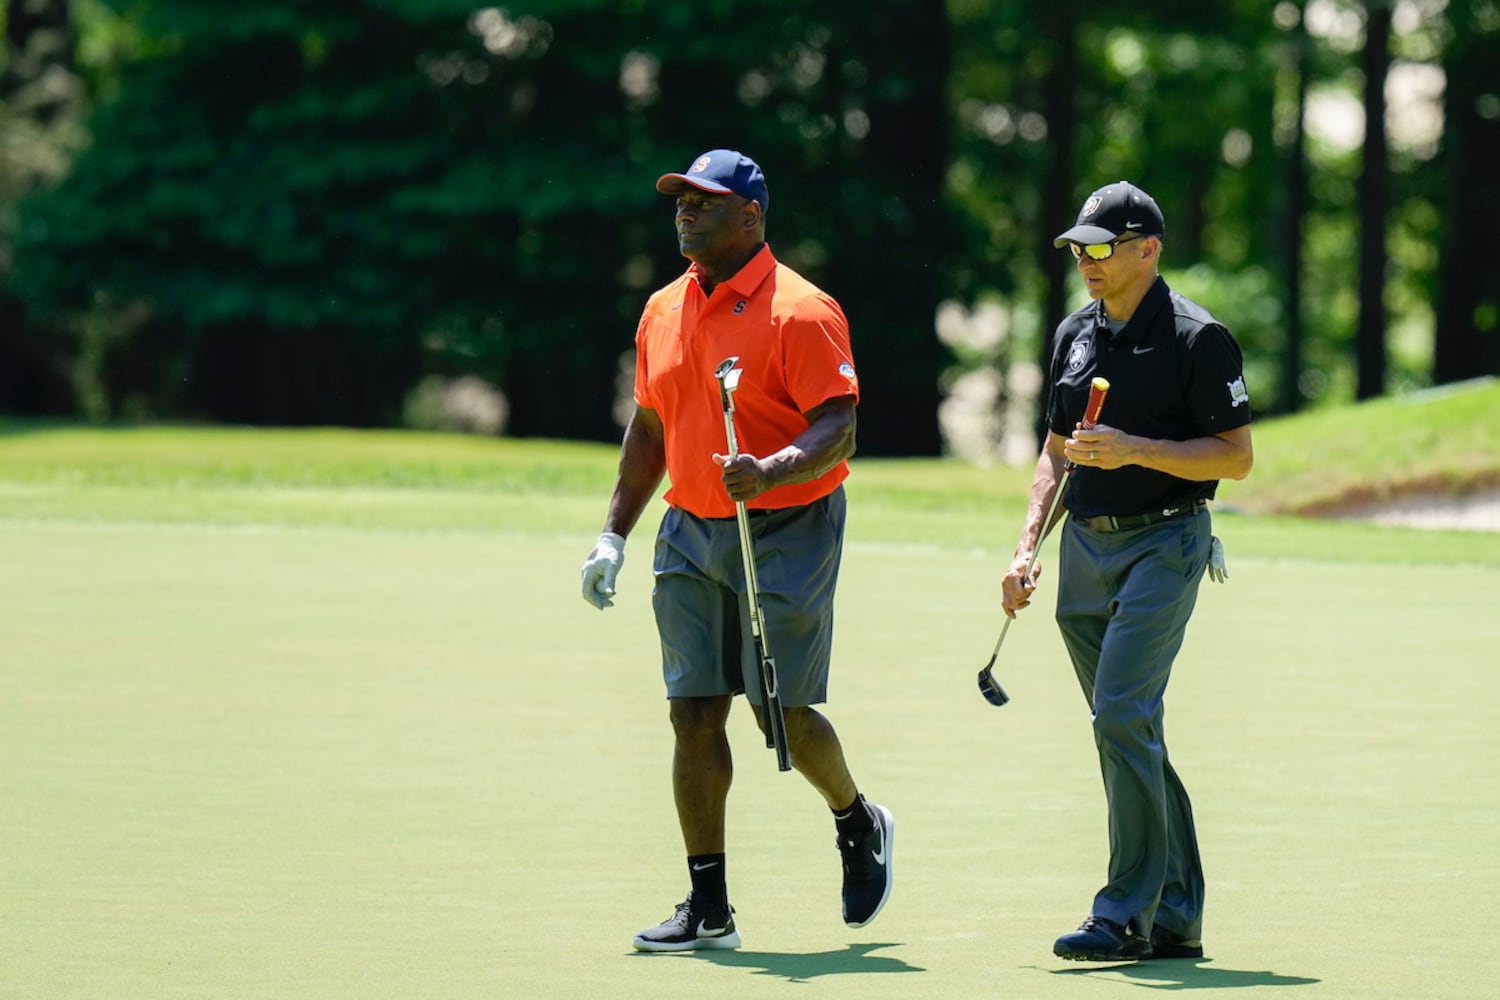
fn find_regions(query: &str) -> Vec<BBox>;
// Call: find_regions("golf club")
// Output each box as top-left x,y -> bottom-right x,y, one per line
714,356 -> 793,772
978,376 -> 1110,706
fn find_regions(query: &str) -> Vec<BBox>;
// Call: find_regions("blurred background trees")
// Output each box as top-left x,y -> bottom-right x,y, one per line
0,0 -> 1494,458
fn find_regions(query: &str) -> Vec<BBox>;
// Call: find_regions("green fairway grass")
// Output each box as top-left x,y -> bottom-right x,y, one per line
2,413 -> 1497,999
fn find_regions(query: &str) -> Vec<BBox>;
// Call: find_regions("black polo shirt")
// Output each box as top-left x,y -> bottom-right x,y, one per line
1046,276 -> 1251,519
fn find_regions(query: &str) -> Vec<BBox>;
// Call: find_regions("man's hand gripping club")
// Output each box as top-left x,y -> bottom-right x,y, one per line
1000,377 -> 1112,619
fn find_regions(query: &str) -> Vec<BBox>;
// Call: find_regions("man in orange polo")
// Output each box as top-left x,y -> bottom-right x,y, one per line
580,149 -> 893,952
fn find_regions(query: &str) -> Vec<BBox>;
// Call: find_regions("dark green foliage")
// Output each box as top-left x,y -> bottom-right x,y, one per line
950,2 -> 1297,418
16,2 -> 517,424
10,0 -> 955,448
1,0 -> 1493,444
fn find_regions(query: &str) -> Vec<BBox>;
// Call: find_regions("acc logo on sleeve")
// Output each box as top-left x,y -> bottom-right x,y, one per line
838,362 -> 856,380
1227,376 -> 1249,407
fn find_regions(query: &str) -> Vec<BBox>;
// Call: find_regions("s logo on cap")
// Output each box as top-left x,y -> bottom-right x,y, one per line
691,156 -> 712,173
1082,196 -> 1102,218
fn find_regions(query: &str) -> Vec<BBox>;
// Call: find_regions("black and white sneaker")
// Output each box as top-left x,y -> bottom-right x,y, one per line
631,892 -> 741,952
838,802 -> 894,927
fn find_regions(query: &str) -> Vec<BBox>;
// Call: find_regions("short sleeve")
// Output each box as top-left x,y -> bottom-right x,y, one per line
632,312 -> 654,409
1187,325 -> 1252,432
782,293 -> 859,412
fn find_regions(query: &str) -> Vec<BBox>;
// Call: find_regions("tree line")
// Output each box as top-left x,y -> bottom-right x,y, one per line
1,1 -> 1494,457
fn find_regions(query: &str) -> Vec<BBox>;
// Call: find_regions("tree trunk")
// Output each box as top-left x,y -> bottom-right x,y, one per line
1433,0 -> 1500,383
0,0 -> 78,415
1355,2 -> 1390,401
818,0 -> 952,456
1279,7 -> 1309,415
1035,14 -> 1078,446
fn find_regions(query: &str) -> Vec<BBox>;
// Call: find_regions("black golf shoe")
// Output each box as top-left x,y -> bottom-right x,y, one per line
838,802 -> 894,927
631,892 -> 740,952
1053,916 -> 1152,961
1149,927 -> 1204,959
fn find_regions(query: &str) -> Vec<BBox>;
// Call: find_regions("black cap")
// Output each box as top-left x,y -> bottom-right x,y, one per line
1053,181 -> 1165,247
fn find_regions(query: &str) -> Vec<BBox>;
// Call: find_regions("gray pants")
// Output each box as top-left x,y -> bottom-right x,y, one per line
1056,510 -> 1211,940
651,488 -> 846,707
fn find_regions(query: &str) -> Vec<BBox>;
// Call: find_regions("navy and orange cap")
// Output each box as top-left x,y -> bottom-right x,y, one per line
656,149 -> 769,210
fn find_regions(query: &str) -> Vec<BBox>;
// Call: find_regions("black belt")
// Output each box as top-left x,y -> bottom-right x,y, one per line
1078,498 -> 1208,533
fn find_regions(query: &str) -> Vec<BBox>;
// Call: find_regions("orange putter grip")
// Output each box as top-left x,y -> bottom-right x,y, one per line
1083,377 -> 1110,428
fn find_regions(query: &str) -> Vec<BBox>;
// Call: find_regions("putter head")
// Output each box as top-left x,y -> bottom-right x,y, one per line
714,356 -> 742,410
715,357 -> 743,413
977,664 -> 1010,707
714,356 -> 742,388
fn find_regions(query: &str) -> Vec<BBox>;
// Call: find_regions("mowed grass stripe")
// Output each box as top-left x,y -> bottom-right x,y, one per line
3,521 -> 1496,999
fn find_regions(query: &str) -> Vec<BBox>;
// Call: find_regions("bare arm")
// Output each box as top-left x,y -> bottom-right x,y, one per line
1000,432 -> 1068,617
715,395 -> 857,503
1067,423 -> 1253,482
602,405 -> 668,539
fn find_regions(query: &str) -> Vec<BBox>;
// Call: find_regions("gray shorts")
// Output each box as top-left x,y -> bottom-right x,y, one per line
651,487 -> 846,707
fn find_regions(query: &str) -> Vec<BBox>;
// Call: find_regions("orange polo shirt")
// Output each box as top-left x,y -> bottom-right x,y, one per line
634,245 -> 859,519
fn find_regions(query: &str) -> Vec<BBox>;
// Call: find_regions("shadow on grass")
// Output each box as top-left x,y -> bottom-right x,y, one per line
633,942 -> 924,982
1047,958 -> 1319,990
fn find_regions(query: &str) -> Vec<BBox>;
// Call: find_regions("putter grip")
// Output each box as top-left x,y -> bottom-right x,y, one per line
1083,376 -> 1110,428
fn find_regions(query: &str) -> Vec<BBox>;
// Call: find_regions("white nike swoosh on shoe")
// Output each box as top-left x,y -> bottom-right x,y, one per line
845,804 -> 895,928
695,919 -> 731,937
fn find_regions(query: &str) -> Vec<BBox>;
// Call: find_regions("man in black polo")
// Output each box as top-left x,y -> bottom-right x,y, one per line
1000,181 -> 1253,963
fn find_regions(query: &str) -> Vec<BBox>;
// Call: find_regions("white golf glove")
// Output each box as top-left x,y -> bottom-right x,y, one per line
1208,535 -> 1228,584
581,531 -> 626,609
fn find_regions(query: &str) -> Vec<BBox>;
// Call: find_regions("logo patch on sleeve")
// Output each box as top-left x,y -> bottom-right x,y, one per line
1066,339 -> 1090,373
1227,376 -> 1249,407
838,362 -> 856,379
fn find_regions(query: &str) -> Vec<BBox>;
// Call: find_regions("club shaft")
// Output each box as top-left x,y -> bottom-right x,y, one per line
721,404 -> 792,772
733,498 -> 765,643
988,616 -> 1013,658
981,378 -> 1109,704
1026,466 -> 1072,583
991,465 -> 1073,658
